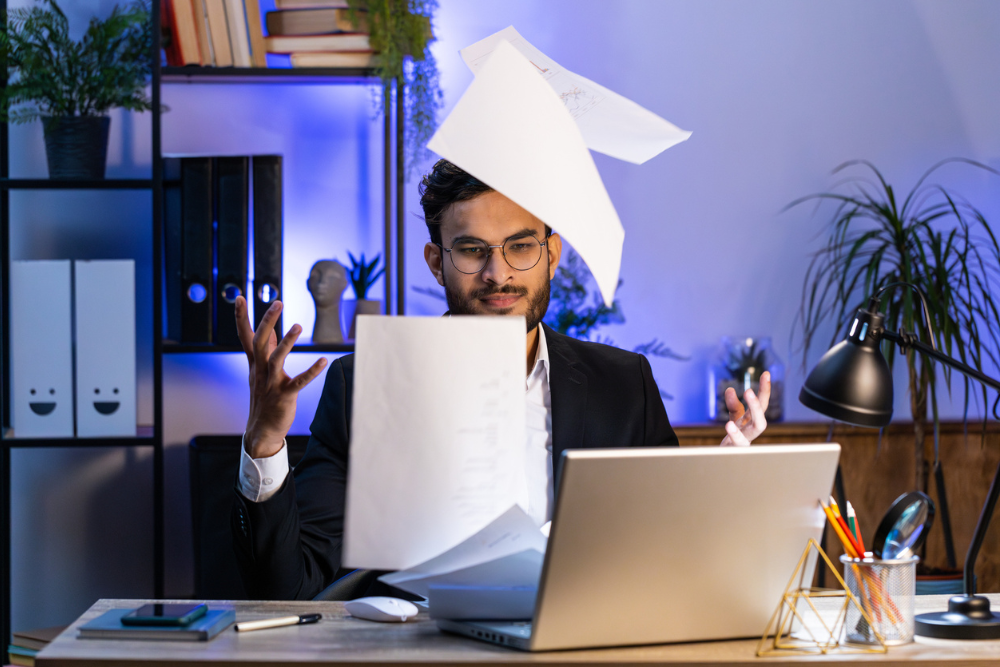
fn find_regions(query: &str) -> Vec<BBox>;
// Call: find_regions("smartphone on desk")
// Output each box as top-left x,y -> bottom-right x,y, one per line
121,603 -> 207,626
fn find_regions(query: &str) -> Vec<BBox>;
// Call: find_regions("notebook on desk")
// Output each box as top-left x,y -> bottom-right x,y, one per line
435,443 -> 841,651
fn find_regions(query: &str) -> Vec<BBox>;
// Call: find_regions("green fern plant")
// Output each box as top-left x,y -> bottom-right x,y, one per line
0,0 -> 153,123
347,252 -> 385,300
791,158 -> 1000,493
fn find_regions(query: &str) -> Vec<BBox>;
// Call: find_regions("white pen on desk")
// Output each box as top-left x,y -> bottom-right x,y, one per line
234,613 -> 321,632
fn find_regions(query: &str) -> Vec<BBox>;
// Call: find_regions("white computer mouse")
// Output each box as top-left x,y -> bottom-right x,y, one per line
344,596 -> 420,623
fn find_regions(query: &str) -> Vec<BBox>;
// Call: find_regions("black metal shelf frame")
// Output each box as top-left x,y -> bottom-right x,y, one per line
1,0 -> 406,646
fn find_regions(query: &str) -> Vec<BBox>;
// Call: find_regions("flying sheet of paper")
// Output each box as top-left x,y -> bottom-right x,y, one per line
428,40 -> 623,306
379,504 -> 546,596
460,26 -> 692,165
343,316 -> 528,570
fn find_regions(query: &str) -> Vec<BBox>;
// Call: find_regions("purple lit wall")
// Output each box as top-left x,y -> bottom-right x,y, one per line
9,0 -> 1000,630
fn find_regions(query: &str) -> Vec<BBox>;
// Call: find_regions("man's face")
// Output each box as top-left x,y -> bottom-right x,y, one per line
424,190 -> 562,332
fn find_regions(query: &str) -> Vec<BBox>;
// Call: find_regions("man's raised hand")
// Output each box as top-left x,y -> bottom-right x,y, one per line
720,370 -> 771,447
235,296 -> 328,459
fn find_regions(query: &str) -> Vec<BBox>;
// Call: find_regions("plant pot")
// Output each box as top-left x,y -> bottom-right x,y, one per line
42,116 -> 111,179
341,299 -> 383,341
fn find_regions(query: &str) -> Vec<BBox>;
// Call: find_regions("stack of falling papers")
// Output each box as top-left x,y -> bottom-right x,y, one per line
429,26 -> 691,306
380,505 -> 546,620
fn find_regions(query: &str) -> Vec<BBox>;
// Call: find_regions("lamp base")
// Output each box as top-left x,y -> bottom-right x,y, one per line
915,595 -> 1000,639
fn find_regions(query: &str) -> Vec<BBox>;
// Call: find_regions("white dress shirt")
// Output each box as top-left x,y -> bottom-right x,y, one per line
238,326 -> 555,525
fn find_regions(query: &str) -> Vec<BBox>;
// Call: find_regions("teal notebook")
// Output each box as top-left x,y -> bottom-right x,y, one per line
78,608 -> 235,641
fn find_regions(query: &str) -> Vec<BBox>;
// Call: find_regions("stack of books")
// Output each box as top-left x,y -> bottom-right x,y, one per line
162,0 -> 268,67
264,0 -> 374,68
7,626 -> 65,666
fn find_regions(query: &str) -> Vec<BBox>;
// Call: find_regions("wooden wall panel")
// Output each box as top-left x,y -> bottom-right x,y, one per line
674,421 -> 1000,592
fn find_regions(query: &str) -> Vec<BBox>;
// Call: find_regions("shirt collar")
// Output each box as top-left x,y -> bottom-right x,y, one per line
529,324 -> 550,383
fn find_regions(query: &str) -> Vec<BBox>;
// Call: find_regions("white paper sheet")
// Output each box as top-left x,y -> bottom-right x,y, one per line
428,40 -> 624,306
379,504 -> 546,595
343,316 -> 528,570
460,26 -> 692,165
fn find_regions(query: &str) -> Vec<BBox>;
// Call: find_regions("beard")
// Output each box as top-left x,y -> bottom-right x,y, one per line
443,275 -> 550,333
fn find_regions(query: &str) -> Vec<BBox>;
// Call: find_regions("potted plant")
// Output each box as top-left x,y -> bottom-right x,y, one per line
792,159 -> 1000,496
345,0 -> 441,177
342,252 -> 385,341
0,0 -> 154,179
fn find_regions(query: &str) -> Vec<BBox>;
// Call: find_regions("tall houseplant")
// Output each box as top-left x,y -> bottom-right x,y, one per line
0,0 -> 154,179
792,159 -> 1000,494
346,0 -> 442,177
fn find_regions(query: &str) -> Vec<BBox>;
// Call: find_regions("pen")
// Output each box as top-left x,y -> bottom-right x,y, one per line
235,613 -> 322,632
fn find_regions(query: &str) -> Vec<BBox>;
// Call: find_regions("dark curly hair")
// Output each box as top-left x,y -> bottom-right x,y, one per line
419,159 -> 550,245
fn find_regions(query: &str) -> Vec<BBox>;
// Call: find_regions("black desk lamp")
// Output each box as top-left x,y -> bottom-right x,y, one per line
799,283 -> 1000,639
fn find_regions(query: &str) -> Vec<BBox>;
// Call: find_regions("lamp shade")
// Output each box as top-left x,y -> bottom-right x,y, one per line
799,309 -> 894,428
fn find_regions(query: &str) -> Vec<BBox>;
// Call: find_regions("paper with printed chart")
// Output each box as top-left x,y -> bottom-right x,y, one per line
343,316 -> 529,570
460,26 -> 692,165
428,40 -> 624,306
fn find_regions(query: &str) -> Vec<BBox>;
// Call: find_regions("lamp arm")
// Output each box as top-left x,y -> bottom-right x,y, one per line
881,330 -> 1000,393
881,328 -> 1000,595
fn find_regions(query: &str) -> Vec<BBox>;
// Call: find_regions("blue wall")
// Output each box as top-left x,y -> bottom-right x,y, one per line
9,0 -> 1000,631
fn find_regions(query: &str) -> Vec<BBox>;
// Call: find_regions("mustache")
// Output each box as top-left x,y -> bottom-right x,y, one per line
470,285 -> 529,299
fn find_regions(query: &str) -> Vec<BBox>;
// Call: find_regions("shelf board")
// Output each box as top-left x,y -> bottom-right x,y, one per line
162,342 -> 355,353
1,425 -> 155,448
161,66 -> 378,84
0,178 -> 153,190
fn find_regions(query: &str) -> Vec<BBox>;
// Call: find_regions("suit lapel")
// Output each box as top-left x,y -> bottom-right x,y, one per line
544,325 -> 588,487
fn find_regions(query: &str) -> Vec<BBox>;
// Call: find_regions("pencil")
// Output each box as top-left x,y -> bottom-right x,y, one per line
847,501 -> 857,540
847,501 -> 867,553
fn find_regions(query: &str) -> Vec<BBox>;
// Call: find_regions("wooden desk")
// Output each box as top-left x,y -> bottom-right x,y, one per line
36,596 -> 1000,666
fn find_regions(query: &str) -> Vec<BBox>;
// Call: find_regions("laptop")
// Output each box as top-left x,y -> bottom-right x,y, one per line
435,443 -> 840,651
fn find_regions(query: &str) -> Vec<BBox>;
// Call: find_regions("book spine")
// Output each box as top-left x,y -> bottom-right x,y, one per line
169,0 -> 203,65
252,155 -> 283,335
214,157 -> 249,346
265,33 -> 370,53
206,0 -> 234,67
243,0 -> 268,67
274,0 -> 349,8
224,0 -> 253,67
181,158 -> 214,343
161,0 -> 182,66
192,0 -> 215,66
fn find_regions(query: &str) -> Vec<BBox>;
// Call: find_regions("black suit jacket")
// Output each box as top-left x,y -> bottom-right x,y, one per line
233,324 -> 679,600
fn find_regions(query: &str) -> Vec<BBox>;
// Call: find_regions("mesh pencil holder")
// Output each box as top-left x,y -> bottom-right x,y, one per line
840,554 -> 918,645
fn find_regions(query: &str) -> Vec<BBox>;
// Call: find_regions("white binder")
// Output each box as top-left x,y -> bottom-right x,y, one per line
10,260 -> 74,437
74,260 -> 137,437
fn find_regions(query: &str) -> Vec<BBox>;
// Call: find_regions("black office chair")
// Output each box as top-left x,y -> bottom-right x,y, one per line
189,434 -> 310,599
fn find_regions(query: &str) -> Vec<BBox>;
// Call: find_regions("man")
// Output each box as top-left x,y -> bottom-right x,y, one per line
232,160 -> 770,600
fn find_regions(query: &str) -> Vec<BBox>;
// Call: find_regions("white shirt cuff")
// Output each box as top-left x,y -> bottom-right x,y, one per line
237,434 -> 290,503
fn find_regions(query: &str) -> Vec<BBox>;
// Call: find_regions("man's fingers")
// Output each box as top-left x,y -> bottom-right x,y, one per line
291,357 -> 329,391
742,387 -> 768,440
725,386 -> 746,423
234,296 -> 255,365
757,371 -> 772,414
269,323 -> 303,376
253,300 -> 283,356
723,420 -> 751,446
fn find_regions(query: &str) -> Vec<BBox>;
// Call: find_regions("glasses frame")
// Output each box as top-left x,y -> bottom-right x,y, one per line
436,233 -> 550,275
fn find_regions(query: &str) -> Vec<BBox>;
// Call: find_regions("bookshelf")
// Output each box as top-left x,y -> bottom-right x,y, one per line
0,0 -> 405,646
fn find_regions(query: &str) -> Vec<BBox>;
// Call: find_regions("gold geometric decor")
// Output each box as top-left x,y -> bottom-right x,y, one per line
756,539 -> 888,656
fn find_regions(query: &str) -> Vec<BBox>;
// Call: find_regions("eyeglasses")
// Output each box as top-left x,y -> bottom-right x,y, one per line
436,234 -> 548,275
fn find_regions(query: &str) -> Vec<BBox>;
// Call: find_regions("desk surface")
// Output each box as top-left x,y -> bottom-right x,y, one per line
35,596 -> 1000,667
